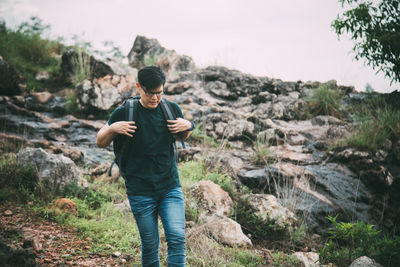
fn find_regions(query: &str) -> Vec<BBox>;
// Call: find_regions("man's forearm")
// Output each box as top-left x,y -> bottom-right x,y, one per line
96,124 -> 116,148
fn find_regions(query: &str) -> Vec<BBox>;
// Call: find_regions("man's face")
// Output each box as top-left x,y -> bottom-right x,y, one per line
137,83 -> 164,109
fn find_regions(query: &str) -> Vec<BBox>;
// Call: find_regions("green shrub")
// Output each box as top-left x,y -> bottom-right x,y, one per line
0,155 -> 38,202
298,83 -> 344,119
345,105 -> 400,151
319,216 -> 400,267
0,17 -> 66,91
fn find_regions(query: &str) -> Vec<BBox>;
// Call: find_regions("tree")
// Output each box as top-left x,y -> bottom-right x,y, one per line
332,0 -> 400,84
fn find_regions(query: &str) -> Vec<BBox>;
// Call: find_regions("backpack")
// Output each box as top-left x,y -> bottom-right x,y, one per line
108,96 -> 185,177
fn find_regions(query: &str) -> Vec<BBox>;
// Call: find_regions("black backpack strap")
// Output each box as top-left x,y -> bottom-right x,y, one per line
160,98 -> 186,162
110,97 -> 139,177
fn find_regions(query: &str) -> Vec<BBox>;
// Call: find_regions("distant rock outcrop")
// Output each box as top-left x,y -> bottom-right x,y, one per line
127,35 -> 195,77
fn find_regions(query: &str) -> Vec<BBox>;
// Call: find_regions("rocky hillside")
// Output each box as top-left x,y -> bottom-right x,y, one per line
1,34 -> 400,266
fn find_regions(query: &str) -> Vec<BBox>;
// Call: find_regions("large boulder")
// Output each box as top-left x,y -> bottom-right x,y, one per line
16,147 -> 87,190
127,35 -> 195,77
190,180 -> 234,220
239,162 -> 375,234
292,252 -> 320,267
0,57 -> 23,96
244,194 -> 297,231
204,215 -> 252,247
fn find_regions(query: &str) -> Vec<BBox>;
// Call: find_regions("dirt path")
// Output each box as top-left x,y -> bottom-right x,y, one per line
0,202 -> 137,266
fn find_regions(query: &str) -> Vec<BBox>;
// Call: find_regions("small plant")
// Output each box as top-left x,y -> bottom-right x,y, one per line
271,251 -> 301,267
70,46 -> 93,84
190,122 -> 218,148
65,91 -> 79,114
319,215 -> 400,267
252,135 -> 271,165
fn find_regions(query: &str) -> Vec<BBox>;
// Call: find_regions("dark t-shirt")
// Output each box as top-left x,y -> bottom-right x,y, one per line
107,100 -> 184,196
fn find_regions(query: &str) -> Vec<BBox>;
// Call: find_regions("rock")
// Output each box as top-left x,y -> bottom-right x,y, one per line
0,237 -> 38,267
332,148 -> 370,162
177,147 -> 201,162
164,81 -> 192,94
75,75 -> 136,111
16,147 -> 85,191
269,145 -> 313,164
311,115 -> 342,126
203,150 -> 245,178
23,236 -> 42,252
203,112 -> 255,141
349,256 -> 383,267
114,200 -> 131,215
4,210 -> 13,216
53,198 -> 77,215
32,91 -> 52,103
190,180 -> 234,219
35,71 -> 50,81
206,81 -> 237,100
112,251 -> 121,257
127,35 -> 195,77
240,162 -> 374,235
393,140 -> 400,162
0,57 -> 23,96
292,252 -> 320,267
61,49 -> 114,81
244,194 -> 297,231
90,162 -> 111,178
205,215 -> 252,247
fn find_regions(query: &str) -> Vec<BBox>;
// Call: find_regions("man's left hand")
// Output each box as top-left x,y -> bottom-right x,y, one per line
167,118 -> 191,134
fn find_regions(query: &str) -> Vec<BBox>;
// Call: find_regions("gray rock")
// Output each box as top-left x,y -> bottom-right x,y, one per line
75,75 -> 135,111
240,162 -> 374,234
292,252 -> 320,267
244,194 -> 297,231
16,147 -> 86,190
204,215 -> 252,247
311,115 -> 342,126
190,180 -> 234,219
349,256 -> 383,267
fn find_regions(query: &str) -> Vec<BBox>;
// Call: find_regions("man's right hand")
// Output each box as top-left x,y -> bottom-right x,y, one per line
111,121 -> 137,137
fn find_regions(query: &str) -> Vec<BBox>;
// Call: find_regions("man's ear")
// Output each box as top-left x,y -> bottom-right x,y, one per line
136,82 -> 141,89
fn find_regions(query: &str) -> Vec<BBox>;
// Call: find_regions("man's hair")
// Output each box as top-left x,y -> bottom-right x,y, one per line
137,66 -> 166,91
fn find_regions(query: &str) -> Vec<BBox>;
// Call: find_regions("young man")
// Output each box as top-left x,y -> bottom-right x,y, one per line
96,66 -> 192,267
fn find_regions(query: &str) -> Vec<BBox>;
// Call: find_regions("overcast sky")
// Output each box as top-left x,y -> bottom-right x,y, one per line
1,0 -> 399,93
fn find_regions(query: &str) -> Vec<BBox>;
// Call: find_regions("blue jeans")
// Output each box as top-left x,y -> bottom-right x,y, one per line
128,186 -> 186,267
